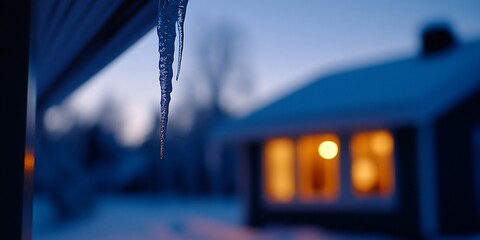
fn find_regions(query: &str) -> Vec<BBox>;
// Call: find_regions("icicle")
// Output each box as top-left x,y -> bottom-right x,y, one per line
176,0 -> 188,81
157,0 -> 189,159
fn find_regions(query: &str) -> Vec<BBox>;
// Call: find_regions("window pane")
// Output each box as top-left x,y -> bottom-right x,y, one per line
264,138 -> 295,203
350,130 -> 395,197
297,134 -> 340,201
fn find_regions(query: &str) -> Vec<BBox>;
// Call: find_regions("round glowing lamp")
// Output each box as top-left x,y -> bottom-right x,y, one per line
352,157 -> 378,193
318,140 -> 338,160
371,131 -> 394,156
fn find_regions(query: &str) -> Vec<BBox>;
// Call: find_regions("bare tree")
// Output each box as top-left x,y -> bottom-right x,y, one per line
193,21 -> 253,119
160,21 -> 255,194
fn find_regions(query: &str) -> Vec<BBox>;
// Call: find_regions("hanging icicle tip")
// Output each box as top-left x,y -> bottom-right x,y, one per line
157,0 -> 189,159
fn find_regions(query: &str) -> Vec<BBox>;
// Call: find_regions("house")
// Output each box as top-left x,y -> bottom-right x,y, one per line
211,24 -> 480,237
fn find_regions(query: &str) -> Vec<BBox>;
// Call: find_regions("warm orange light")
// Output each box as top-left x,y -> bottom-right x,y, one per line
24,150 -> 35,173
263,138 -> 295,203
298,134 -> 340,201
318,141 -> 338,160
350,130 -> 395,197
371,131 -> 394,156
351,157 -> 378,192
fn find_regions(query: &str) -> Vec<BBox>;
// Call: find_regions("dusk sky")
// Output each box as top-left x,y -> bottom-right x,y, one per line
55,1 -> 480,146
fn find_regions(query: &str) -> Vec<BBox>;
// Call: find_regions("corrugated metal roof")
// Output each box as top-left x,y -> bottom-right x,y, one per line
31,0 -> 157,112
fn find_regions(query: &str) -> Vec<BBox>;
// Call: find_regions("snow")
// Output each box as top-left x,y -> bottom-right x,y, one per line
157,0 -> 190,159
32,195 -> 394,240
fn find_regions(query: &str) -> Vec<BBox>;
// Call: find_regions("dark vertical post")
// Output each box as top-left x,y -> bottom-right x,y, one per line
0,0 -> 32,239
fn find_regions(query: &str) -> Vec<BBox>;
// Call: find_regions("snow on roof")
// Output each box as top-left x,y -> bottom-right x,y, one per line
216,40 -> 480,140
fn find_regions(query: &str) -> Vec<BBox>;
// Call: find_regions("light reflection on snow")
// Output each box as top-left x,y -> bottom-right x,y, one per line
33,196 -> 393,240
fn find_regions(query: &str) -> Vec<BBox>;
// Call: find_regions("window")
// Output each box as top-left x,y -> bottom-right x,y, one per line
263,134 -> 341,203
298,134 -> 340,201
263,138 -> 296,203
350,130 -> 395,197
263,130 -> 394,204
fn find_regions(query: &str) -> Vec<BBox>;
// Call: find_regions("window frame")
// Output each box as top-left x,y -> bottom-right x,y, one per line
260,129 -> 398,212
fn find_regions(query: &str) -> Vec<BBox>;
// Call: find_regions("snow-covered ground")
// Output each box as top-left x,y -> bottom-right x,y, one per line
33,195 -> 394,240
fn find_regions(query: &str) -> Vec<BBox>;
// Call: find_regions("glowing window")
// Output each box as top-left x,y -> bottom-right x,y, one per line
350,130 -> 395,197
263,138 -> 295,203
298,134 -> 340,201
